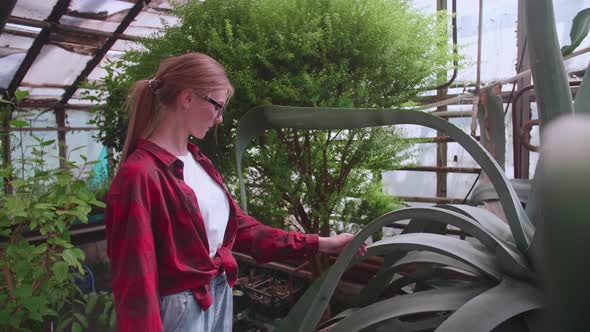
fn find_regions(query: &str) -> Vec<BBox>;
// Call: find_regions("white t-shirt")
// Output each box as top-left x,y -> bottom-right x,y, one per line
177,153 -> 230,258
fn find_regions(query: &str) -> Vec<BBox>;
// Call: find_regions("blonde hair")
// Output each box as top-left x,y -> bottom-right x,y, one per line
120,52 -> 234,162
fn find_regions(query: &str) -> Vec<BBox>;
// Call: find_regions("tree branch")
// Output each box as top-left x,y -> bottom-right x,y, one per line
0,249 -> 16,302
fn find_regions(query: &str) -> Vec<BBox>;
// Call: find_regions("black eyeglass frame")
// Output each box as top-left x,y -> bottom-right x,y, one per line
192,90 -> 227,119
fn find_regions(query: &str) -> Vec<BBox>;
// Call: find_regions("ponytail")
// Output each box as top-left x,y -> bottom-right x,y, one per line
119,79 -> 160,163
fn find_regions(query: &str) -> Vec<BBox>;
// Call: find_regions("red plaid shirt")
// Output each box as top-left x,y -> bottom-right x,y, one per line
105,139 -> 319,332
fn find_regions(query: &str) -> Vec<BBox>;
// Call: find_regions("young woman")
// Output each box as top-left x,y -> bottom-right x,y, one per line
105,52 -> 366,332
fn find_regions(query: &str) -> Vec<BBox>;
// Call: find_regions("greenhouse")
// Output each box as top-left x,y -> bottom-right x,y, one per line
1,0 -> 589,331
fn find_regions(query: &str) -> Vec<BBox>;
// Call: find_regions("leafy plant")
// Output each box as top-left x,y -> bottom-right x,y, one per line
92,0 -> 453,257
234,1 -> 590,331
0,93 -> 107,330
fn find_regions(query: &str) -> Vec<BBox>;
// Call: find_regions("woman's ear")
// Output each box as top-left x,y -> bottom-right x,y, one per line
178,89 -> 192,110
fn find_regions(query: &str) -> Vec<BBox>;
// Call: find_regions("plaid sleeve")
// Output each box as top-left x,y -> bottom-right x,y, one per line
232,202 -> 319,264
105,179 -> 162,332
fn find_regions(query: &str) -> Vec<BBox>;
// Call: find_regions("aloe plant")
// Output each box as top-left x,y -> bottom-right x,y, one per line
234,0 -> 590,331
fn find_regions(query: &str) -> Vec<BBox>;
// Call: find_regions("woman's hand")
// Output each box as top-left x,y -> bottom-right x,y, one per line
318,233 -> 367,256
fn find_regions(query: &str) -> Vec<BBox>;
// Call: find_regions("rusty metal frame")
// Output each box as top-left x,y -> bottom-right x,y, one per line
6,15 -> 142,42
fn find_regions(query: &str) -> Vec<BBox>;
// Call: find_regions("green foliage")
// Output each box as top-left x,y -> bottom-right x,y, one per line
338,177 -> 403,233
561,8 -> 590,56
95,0 -> 451,235
0,93 -> 107,330
55,291 -> 117,332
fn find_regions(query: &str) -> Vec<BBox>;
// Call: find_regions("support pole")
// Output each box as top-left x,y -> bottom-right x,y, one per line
436,0 -> 449,200
514,0 -> 531,179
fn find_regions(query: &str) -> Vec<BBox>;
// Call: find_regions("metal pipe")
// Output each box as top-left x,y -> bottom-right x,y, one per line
397,166 -> 481,174
432,0 -> 458,90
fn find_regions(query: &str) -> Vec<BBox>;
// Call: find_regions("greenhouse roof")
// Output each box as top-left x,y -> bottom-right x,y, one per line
0,0 -> 180,107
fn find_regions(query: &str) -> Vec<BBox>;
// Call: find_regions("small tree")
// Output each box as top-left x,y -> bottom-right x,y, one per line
94,0 -> 452,273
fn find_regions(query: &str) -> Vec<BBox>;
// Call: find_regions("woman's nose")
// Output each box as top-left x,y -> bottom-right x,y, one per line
215,115 -> 223,124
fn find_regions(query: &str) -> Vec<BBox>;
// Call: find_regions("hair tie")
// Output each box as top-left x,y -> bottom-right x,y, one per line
147,78 -> 161,95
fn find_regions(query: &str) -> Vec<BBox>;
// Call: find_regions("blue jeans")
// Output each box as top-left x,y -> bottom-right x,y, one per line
159,273 -> 233,332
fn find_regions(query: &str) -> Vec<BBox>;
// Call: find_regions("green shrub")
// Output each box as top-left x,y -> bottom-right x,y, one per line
93,0 -> 452,234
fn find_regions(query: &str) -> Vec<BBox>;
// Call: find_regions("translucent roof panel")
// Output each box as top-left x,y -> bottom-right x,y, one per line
12,0 -> 58,21
22,44 -> 92,86
0,52 -> 26,89
69,0 -> 134,17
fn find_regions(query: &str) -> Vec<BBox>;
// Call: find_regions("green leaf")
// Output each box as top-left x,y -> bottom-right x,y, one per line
435,277 -> 542,332
366,233 -> 501,281
14,284 -> 32,298
56,317 -> 73,331
561,8 -> 590,56
110,307 -> 117,328
327,284 -> 490,332
40,139 -> 56,147
52,261 -> 69,282
574,63 -> 590,114
236,106 -> 534,252
62,248 -> 82,267
85,293 -> 98,315
537,115 -> 590,331
0,98 -> 14,106
74,313 -> 88,328
353,252 -> 477,308
438,204 -> 515,246
10,119 -> 29,128
32,243 -> 48,255
72,321 -> 83,332
14,89 -> 29,103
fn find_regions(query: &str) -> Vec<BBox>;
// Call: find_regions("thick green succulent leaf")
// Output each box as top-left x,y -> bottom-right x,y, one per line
317,308 -> 360,330
524,0 -> 575,232
354,253 -> 478,307
367,233 -> 501,281
236,106 -> 533,251
574,63 -> 590,113
524,0 -> 574,126
374,314 -> 451,332
345,206 -> 530,279
434,277 -> 542,332
561,8 -> 590,56
321,309 -> 452,332
276,207 -> 495,332
395,251 -> 478,275
328,284 -> 490,332
537,115 -> 590,331
437,204 -> 515,246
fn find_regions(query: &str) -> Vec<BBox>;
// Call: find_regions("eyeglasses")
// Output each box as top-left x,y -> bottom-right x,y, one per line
192,90 -> 227,119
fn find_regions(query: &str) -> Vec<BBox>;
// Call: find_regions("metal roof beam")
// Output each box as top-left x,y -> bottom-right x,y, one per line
0,0 -> 17,35
5,0 -> 72,97
58,0 -> 150,106
6,16 -> 143,42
